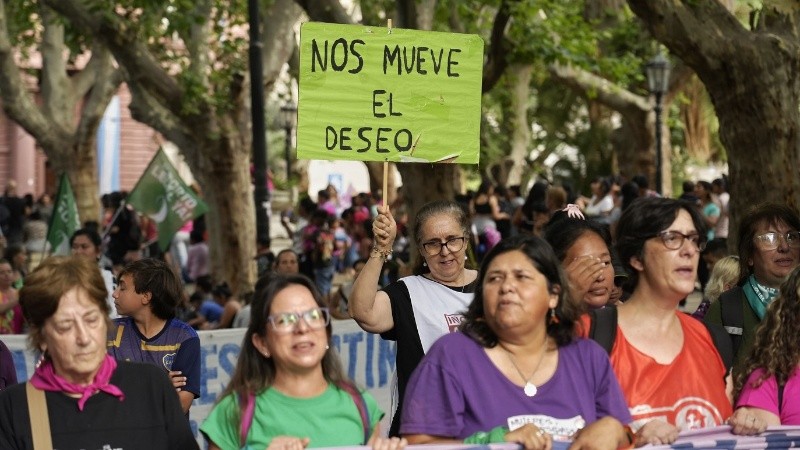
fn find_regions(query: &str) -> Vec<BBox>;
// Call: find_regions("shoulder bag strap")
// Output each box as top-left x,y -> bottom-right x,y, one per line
336,381 -> 371,444
26,382 -> 53,450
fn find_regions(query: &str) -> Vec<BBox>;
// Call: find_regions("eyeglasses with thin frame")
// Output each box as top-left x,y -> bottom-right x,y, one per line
267,307 -> 331,333
421,236 -> 467,256
652,230 -> 707,252
754,231 -> 800,251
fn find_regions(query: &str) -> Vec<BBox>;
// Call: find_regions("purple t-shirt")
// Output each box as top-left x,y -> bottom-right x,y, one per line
400,332 -> 631,440
737,367 -> 800,425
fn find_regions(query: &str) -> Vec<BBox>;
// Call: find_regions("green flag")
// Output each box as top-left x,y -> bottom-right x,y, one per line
126,148 -> 208,251
46,174 -> 81,255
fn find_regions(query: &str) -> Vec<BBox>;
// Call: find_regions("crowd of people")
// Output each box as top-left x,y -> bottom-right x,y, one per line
0,172 -> 798,449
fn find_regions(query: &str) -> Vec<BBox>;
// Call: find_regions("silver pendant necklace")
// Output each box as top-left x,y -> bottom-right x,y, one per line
503,346 -> 548,397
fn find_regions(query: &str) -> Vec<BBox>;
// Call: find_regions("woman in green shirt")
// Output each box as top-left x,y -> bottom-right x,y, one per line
201,274 -> 405,450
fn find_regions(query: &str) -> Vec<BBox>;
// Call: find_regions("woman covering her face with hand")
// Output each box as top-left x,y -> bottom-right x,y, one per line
200,273 -> 405,450
544,214 -> 615,309
0,256 -> 196,450
401,235 -> 633,450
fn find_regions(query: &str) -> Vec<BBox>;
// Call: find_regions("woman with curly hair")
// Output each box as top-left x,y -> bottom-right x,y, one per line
729,265 -> 800,434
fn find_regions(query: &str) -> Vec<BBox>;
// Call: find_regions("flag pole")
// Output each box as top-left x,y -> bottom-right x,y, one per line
382,19 -> 392,210
101,201 -> 127,241
42,174 -> 66,258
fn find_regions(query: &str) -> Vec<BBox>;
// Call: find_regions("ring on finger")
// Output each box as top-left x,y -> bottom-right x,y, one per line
535,429 -> 545,437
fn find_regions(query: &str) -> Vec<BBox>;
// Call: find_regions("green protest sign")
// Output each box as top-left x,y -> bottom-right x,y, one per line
297,22 -> 483,164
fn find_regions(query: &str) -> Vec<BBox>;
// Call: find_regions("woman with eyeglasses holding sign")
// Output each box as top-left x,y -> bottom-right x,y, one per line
350,200 -> 478,436
201,274 -> 405,450
704,203 -> 800,369
582,197 -> 732,446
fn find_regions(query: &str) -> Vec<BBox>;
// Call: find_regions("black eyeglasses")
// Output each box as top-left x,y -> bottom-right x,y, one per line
267,307 -> 330,333
421,236 -> 466,256
652,230 -> 707,251
754,231 -> 800,251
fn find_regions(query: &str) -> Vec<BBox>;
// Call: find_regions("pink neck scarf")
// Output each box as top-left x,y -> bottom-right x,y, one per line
30,354 -> 125,411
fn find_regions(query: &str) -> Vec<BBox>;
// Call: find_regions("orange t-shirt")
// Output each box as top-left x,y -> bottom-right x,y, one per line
580,311 -> 732,430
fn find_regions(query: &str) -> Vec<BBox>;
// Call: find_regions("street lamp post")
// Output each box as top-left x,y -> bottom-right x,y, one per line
646,53 -> 671,196
279,103 -> 298,183
248,0 -> 270,242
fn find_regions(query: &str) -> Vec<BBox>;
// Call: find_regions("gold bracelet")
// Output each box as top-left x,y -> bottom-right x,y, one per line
371,247 -> 393,261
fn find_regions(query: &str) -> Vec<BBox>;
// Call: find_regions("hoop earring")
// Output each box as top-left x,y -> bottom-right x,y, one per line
548,308 -> 560,325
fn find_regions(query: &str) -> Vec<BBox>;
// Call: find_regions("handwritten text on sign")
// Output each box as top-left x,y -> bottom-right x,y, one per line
297,22 -> 483,164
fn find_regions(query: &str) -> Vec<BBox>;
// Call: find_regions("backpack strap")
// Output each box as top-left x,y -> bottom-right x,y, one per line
336,381 -> 371,445
702,321 -> 734,374
239,391 -> 256,447
239,384 -> 370,446
719,288 -> 745,357
588,306 -> 618,354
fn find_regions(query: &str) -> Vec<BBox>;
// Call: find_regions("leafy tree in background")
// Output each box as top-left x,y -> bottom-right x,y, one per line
45,0 -> 302,292
628,0 -> 800,242
0,1 -> 121,221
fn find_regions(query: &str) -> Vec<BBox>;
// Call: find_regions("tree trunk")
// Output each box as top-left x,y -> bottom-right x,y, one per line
55,141 -> 102,225
627,0 -> 800,241
193,140 -> 255,294
506,64 -> 533,186
680,76 -> 712,163
396,162 -> 460,243
0,3 -> 117,225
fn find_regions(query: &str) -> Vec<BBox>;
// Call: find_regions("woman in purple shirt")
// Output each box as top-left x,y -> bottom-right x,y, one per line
401,235 -> 632,449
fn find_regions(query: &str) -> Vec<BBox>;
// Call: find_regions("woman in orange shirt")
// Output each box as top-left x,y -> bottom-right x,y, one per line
585,197 -> 732,446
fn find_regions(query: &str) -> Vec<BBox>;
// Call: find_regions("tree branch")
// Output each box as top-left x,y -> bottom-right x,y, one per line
262,0 -> 302,91
75,49 -> 123,147
294,0 -> 354,24
481,0 -> 511,93
549,62 -> 649,123
0,0 -> 64,144
127,82 -> 193,154
627,0 -> 751,72
187,0 -> 212,86
39,3 -> 73,130
44,0 -> 184,114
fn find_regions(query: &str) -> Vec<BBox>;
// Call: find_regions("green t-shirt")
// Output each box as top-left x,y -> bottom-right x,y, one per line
200,383 -> 383,449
